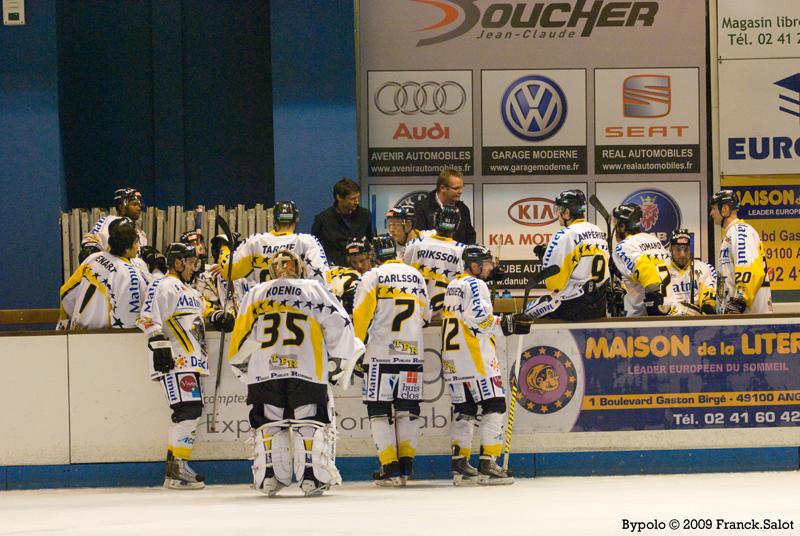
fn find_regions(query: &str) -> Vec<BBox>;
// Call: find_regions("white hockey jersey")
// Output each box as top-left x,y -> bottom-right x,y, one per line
220,230 -> 329,286
541,219 -> 609,301
441,274 -> 503,384
58,252 -> 145,330
138,275 -> 212,380
718,219 -> 772,314
668,259 -> 717,311
228,278 -> 364,385
194,265 -> 251,314
353,260 -> 430,366
82,215 -> 153,283
403,234 -> 464,317
395,229 -> 433,260
612,232 -> 675,317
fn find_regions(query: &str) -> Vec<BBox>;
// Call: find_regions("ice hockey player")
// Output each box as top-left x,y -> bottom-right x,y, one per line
666,229 -> 718,315
345,236 -> 374,275
403,204 -> 465,319
525,189 -> 609,320
228,250 -> 364,497
58,218 -> 144,330
219,201 -> 329,286
327,264 -> 361,315
443,244 -> 530,486
385,203 -> 423,259
353,234 -> 430,486
709,190 -> 773,314
611,203 -> 675,317
137,242 -> 234,489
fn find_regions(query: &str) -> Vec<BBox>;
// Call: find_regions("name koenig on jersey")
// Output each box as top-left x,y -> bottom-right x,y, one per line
263,285 -> 303,298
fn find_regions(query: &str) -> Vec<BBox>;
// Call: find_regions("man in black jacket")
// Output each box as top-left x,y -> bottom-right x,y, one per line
413,169 -> 476,244
312,178 -> 375,267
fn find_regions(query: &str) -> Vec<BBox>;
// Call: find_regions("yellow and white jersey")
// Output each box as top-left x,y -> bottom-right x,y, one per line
542,219 -> 609,301
402,234 -> 464,318
441,274 -> 503,384
327,266 -> 362,301
194,265 -> 251,314
718,219 -> 772,313
668,259 -> 717,311
228,279 -> 363,385
82,215 -> 152,282
353,260 -> 430,366
612,232 -> 675,317
138,275 -> 212,379
220,230 -> 329,286
396,229 -> 434,260
58,252 -> 145,330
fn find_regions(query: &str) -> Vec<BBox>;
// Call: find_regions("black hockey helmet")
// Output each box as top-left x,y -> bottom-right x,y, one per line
165,242 -> 198,267
554,189 -> 586,216
434,204 -> 460,233
113,187 -> 143,207
385,202 -> 416,222
612,203 -> 643,232
371,234 -> 397,263
709,190 -> 739,211
108,217 -> 138,255
345,236 -> 372,257
462,244 -> 492,266
210,231 -> 242,262
273,200 -> 299,225
180,230 -> 204,245
670,228 -> 692,246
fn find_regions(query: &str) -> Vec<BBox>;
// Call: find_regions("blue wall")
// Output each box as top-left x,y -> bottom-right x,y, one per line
271,0 -> 357,233
0,1 -> 66,308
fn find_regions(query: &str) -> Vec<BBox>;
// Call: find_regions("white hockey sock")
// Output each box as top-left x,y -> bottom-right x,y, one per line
479,412 -> 504,458
451,413 -> 476,458
369,415 -> 398,465
395,411 -> 419,460
168,418 -> 200,460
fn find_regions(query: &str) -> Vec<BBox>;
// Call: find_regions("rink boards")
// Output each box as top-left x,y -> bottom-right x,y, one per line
2,317 -> 800,487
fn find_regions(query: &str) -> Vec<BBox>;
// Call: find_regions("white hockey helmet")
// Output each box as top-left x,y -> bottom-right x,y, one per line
268,250 -> 304,280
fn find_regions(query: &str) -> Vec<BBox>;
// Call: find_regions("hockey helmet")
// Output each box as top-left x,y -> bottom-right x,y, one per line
113,187 -> 143,207
180,230 -> 204,246
165,242 -> 198,267
108,217 -> 138,254
554,189 -> 586,216
210,231 -> 242,262
462,244 -> 492,266
385,203 -> 416,222
345,236 -> 372,257
434,204 -> 460,233
371,234 -> 397,263
273,200 -> 300,225
268,250 -> 303,279
670,228 -> 692,246
612,203 -> 643,232
709,190 -> 739,211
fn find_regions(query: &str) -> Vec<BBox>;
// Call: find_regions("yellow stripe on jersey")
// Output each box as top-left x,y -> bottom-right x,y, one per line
81,266 -> 112,324
460,319 -> 486,377
546,243 -> 607,292
228,298 -> 259,358
734,255 -> 768,307
633,254 -> 666,288
353,285 -> 377,342
167,313 -> 194,353
310,317 -> 324,381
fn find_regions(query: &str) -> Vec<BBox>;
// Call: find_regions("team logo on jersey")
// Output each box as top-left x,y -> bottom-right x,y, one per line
389,339 -> 419,356
516,345 -> 576,415
622,189 -> 681,246
270,354 -> 298,368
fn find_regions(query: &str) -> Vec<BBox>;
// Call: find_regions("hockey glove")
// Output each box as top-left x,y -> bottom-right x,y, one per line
208,310 -> 235,332
353,355 -> 366,378
724,296 -> 747,315
701,302 -> 717,315
643,285 -> 665,316
148,334 -> 173,374
500,313 -> 532,336
486,265 -> 508,283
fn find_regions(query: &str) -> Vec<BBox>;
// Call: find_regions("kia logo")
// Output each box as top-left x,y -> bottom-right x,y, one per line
508,197 -> 557,226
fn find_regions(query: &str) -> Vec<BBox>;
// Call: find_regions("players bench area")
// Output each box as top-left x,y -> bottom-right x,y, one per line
2,308 -> 799,490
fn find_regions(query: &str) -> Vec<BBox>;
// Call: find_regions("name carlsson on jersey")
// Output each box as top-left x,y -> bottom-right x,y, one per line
377,273 -> 424,285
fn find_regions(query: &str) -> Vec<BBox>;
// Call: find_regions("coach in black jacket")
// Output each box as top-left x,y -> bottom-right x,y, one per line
413,169 -> 476,244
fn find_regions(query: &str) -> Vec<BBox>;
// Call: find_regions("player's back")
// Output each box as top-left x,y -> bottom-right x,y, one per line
403,234 -> 464,316
613,232 -> 671,316
227,231 -> 329,284
543,220 -> 609,300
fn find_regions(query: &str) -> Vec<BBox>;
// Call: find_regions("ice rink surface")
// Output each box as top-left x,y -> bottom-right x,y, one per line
1,471 -> 799,536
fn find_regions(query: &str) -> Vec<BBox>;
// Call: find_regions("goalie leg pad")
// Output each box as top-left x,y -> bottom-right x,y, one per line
252,422 -> 292,496
293,419 -> 341,496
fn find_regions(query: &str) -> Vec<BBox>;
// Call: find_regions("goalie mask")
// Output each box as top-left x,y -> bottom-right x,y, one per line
268,250 -> 303,280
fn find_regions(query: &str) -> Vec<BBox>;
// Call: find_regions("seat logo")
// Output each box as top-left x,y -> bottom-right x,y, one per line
501,75 -> 567,142
623,74 -> 672,118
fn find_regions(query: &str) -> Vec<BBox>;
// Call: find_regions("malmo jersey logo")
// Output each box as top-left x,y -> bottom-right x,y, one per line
410,0 -> 659,47
517,345 -> 577,415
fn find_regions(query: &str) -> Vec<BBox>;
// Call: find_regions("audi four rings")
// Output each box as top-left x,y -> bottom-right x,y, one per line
374,81 -> 467,115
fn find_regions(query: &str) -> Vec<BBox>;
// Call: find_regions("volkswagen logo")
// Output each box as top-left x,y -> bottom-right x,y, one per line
501,75 -> 567,142
374,81 -> 467,115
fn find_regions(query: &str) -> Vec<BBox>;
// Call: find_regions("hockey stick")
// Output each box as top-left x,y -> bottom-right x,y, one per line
209,214 -> 235,433
502,264 -> 560,471
588,194 -> 622,317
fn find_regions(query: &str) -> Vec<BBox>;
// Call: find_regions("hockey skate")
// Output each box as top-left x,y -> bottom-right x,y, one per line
451,456 -> 480,486
256,467 -> 286,497
372,460 -> 403,487
164,454 -> 205,490
399,457 -> 414,486
300,466 -> 332,497
477,456 -> 514,486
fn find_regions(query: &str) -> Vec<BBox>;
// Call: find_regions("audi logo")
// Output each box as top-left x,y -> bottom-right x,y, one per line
374,81 -> 467,115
